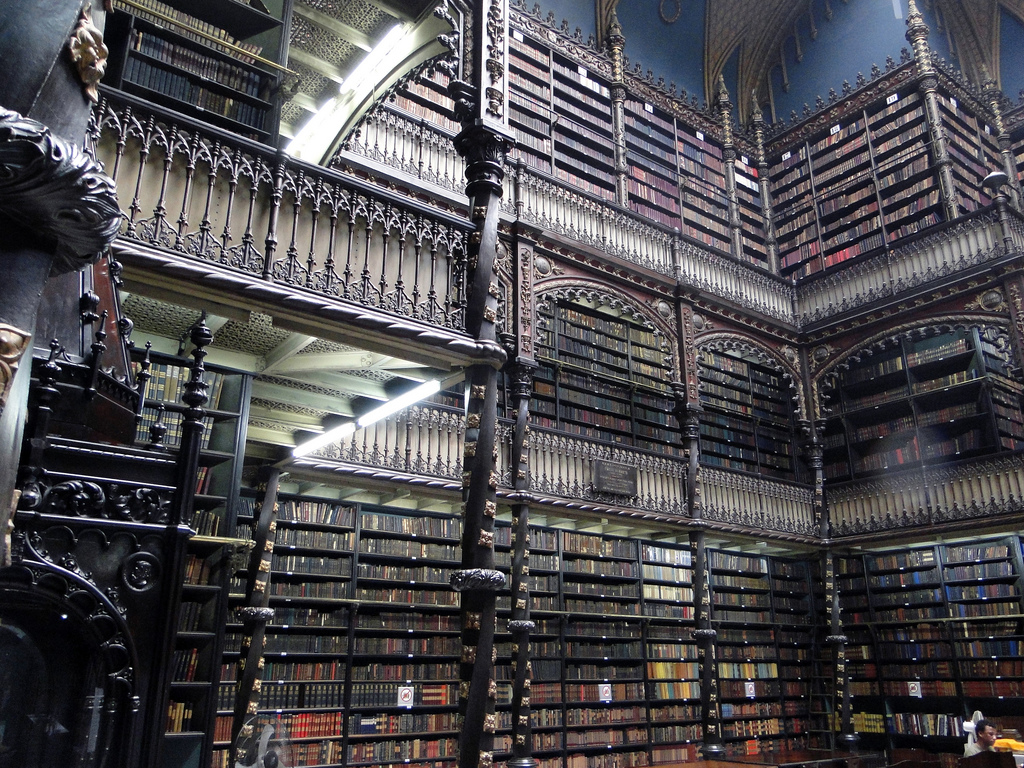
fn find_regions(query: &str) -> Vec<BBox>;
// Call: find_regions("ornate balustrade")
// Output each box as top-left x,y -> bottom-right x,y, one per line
512,424 -> 688,519
91,93 -> 472,337
826,452 -> 1024,537
797,211 -> 1024,327
341,108 -> 466,196
700,466 -> 817,538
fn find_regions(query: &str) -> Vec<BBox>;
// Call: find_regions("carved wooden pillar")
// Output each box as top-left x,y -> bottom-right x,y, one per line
0,109 -> 118,565
692,530 -> 723,757
232,467 -> 283,767
715,77 -> 744,260
981,72 -> 1022,210
750,98 -> 780,272
606,11 -> 629,207
670,287 -> 702,522
506,222 -> 538,768
906,0 -> 958,223
448,0 -> 515,764
0,0 -> 118,564
822,550 -> 856,750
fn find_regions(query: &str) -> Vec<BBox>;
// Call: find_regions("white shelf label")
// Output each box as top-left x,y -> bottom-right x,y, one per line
645,103 -> 654,113
782,151 -> 792,161
696,131 -> 704,141
887,92 -> 899,105
950,97 -> 958,110
512,29 -> 523,41
907,681 -> 922,698
830,124 -> 841,135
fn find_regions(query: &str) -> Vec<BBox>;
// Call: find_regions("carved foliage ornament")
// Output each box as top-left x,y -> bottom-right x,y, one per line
0,109 -> 120,274
68,2 -> 109,103
0,324 -> 31,411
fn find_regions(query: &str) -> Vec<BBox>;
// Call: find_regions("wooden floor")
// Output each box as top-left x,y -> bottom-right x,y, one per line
652,750 -> 873,768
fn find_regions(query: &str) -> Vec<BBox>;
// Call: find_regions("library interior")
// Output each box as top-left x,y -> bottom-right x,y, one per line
3,1 -> 1024,768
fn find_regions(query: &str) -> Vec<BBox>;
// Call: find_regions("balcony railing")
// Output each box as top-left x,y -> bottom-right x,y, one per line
826,452 -> 1024,536
92,93 -> 471,333
700,466 -> 817,537
797,210 -> 1024,327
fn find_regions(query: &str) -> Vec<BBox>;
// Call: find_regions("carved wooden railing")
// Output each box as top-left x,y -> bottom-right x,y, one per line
797,210 -> 1024,327
699,466 -> 818,538
91,93 -> 471,333
340,107 -> 798,325
510,424 -> 689,518
342,109 -> 466,196
826,452 -> 1024,537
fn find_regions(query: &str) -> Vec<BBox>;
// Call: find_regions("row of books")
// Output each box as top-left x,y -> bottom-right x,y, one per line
115,0 -> 263,60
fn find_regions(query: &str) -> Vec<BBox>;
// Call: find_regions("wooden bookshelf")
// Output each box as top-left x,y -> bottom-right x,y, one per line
822,328 -> 1024,481
533,300 -> 681,455
104,0 -> 285,142
836,536 -> 1024,750
697,347 -> 798,479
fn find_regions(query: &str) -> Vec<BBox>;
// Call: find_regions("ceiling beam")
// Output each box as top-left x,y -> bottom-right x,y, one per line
288,47 -> 344,83
266,350 -> 431,375
293,4 -> 373,51
250,379 -> 355,415
262,333 -> 318,375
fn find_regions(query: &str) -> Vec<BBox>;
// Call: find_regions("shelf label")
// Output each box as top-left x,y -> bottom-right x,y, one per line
782,151 -> 791,161
696,131 -> 704,141
599,683 -> 613,702
907,681 -> 922,698
887,93 -> 899,105
644,103 -> 654,113
950,97 -> 958,111
512,29 -> 523,41
397,685 -> 414,708
745,681 -> 757,698
830,124 -> 841,135
740,155 -> 749,166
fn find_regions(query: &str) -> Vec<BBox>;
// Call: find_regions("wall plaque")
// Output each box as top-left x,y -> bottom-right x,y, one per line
593,460 -> 637,496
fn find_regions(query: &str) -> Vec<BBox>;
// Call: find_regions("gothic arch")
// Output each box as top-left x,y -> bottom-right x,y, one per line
535,277 -> 678,378
812,315 -> 1017,420
696,331 -> 806,422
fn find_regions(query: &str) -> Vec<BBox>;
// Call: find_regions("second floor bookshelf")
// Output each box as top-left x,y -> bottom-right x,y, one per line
821,326 -> 1024,481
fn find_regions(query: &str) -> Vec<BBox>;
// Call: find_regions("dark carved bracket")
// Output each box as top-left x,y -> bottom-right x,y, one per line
0,108 -> 119,273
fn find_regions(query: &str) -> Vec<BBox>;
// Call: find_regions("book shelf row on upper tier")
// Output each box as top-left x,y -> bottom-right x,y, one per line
820,329 -> 1024,480
104,0 -> 284,140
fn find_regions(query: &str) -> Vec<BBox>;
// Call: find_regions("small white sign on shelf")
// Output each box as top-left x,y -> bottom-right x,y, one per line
745,681 -> 757,698
907,681 -> 922,698
398,685 -> 414,708
599,683 -> 613,702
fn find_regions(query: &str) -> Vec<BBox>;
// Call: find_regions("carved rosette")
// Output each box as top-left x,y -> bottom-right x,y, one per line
0,108 -> 120,274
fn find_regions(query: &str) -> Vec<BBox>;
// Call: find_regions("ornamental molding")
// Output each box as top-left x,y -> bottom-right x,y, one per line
0,108 -> 119,274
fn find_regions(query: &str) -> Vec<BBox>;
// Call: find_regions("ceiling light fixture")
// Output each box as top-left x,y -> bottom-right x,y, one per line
291,370 -> 465,458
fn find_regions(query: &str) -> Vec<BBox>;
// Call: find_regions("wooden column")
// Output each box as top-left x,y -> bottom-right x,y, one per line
606,11 -> 630,207
822,551 -> 856,751
448,0 -> 514,764
750,98 -> 780,272
715,77 -> 745,261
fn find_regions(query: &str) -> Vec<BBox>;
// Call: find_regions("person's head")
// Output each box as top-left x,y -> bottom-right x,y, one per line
975,719 -> 998,749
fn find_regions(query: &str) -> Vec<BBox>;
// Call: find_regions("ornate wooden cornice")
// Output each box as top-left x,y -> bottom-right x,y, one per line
764,60 -> 918,154
509,1 -> 613,79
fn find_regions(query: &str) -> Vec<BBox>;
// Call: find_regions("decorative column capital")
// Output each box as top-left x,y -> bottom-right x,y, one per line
905,0 -> 933,75
0,108 -> 119,274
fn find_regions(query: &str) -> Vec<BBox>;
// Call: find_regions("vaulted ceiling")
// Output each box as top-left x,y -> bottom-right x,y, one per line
281,0 -> 1024,148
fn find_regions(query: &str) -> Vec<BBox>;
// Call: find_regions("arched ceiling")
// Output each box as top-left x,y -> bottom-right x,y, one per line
281,0 -> 1024,157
